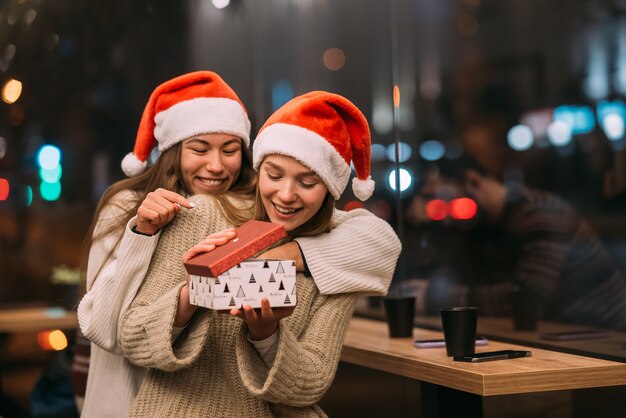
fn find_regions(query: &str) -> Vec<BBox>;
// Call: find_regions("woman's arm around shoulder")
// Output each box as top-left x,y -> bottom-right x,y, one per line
295,208 -> 401,296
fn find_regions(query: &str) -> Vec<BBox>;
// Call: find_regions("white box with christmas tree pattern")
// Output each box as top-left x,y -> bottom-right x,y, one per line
189,258 -> 296,310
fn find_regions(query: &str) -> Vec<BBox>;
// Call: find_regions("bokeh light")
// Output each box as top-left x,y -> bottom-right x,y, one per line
0,178 -> 9,200
271,80 -> 293,111
393,85 -> 400,108
24,185 -> 33,206
37,145 -> 61,170
388,168 -> 412,192
39,165 -> 62,183
426,199 -> 448,221
371,143 -> 387,162
507,124 -> 534,151
597,100 -> 626,141
2,78 -> 22,104
211,0 -> 230,9
601,113 -> 625,141
450,197 -> 477,220
386,142 -> 412,163
419,140 -> 445,161
322,48 -> 345,71
37,330 -> 68,351
40,181 -> 61,201
553,105 -> 595,134
547,120 -> 572,146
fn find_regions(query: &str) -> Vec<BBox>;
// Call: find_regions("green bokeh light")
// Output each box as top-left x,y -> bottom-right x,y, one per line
40,181 -> 61,201
24,185 -> 33,206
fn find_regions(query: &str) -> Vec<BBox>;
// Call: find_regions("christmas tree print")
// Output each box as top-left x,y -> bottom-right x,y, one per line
215,277 -> 220,285
269,273 -> 276,283
284,294 -> 291,304
263,261 -> 270,268
278,281 -> 285,291
249,273 -> 256,283
229,297 -> 236,307
276,262 -> 285,274
259,285 -> 264,292
237,286 -> 245,298
223,283 -> 230,293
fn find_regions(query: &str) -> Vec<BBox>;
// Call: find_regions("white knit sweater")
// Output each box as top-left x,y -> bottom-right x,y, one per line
77,191 -> 400,417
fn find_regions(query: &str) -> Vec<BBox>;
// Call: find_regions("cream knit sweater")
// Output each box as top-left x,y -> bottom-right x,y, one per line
121,194 -> 358,417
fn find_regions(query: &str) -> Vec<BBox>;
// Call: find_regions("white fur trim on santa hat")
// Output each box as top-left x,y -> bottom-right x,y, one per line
352,176 -> 375,201
253,123 -> 351,200
155,97 -> 251,151
121,152 -> 148,177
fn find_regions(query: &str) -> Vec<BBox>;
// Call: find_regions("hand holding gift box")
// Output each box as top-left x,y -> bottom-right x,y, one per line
184,220 -> 297,310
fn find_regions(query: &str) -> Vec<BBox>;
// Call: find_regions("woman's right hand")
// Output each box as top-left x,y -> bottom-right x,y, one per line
182,229 -> 237,263
135,188 -> 195,235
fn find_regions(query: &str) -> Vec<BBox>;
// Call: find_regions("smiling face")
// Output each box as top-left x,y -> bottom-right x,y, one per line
258,154 -> 329,232
180,133 -> 243,194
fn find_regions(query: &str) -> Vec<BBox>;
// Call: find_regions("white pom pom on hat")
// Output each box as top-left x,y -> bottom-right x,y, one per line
122,71 -> 251,177
253,91 -> 375,201
121,153 -> 148,177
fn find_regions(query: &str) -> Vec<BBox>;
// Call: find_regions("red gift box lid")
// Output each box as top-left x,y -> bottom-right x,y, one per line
183,219 -> 287,277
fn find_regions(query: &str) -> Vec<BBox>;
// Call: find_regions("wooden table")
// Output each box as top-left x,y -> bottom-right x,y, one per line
413,314 -> 626,363
356,303 -> 626,362
0,306 -> 78,410
0,306 -> 78,333
341,317 -> 626,417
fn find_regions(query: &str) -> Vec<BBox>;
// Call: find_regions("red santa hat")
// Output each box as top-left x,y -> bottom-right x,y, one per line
253,91 -> 375,201
121,71 -> 251,177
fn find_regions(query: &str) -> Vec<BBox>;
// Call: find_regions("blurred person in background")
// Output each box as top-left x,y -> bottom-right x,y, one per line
406,154 -> 626,330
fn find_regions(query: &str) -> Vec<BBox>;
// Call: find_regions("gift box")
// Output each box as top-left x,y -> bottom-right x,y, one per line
184,220 -> 297,310
188,259 -> 296,310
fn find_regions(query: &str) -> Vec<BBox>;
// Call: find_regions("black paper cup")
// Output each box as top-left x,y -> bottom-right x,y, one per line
383,296 -> 416,338
440,307 -> 478,356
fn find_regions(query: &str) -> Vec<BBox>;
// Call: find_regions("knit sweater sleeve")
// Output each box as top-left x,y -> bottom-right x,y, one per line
236,282 -> 358,406
77,191 -> 161,354
295,208 -> 401,296
120,194 -> 234,371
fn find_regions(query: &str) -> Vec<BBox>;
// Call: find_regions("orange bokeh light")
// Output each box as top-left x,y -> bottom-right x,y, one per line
450,197 -> 477,220
426,199 -> 448,221
393,85 -> 400,108
37,329 -> 68,351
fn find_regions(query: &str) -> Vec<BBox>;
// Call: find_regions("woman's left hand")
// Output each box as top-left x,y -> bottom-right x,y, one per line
182,229 -> 236,263
230,298 -> 295,341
